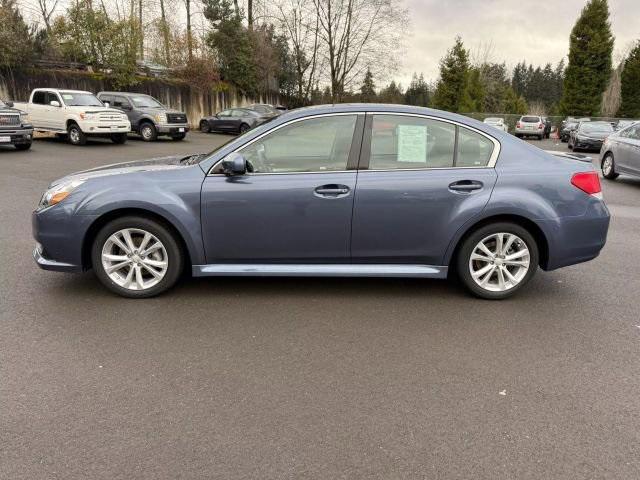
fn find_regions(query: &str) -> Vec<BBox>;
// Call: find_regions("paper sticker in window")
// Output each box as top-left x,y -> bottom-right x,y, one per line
62,94 -> 73,100
397,125 -> 427,163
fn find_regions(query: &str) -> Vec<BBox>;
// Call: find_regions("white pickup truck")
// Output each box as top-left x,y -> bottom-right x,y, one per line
15,88 -> 131,145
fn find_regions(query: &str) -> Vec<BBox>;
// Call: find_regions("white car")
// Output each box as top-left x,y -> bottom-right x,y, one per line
483,117 -> 508,132
514,115 -> 545,140
14,89 -> 131,145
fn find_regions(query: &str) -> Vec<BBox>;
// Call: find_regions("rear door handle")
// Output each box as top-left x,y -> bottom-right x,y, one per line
448,180 -> 483,193
314,184 -> 350,197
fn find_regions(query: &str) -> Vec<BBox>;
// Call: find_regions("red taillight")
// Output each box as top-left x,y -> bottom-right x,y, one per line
516,122 -> 521,128
571,171 -> 602,197
538,123 -> 544,129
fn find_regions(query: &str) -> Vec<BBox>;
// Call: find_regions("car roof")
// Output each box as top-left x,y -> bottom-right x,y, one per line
98,92 -> 150,97
34,88 -> 92,94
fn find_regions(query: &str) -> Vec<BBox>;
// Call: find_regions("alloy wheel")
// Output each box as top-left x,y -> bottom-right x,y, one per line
101,228 -> 168,291
69,128 -> 80,144
141,125 -> 153,140
469,233 -> 531,292
602,156 -> 613,176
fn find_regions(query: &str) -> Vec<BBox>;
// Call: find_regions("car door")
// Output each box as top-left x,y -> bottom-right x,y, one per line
47,92 -> 65,131
624,126 -> 640,175
200,114 -> 363,263
113,96 -> 134,125
212,110 -> 232,131
614,126 -> 636,173
351,113 -> 498,266
28,90 -> 49,127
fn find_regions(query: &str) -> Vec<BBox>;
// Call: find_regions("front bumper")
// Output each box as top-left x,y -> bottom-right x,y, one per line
573,139 -> 604,151
157,123 -> 190,135
79,120 -> 131,135
0,127 -> 33,145
32,207 -> 96,272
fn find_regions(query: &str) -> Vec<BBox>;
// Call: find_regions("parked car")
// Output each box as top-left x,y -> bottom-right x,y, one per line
97,92 -> 189,141
560,120 -> 580,142
32,104 -> 610,300
599,123 -> 640,180
199,108 -> 272,135
0,99 -> 33,150
514,115 -> 545,140
615,119 -> 639,131
568,121 -> 614,152
14,89 -> 130,145
483,117 -> 508,132
246,104 -> 282,119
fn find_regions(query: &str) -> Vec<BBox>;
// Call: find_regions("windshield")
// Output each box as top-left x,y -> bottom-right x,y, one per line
521,116 -> 540,123
61,92 -> 104,107
565,122 -> 578,129
251,105 -> 276,114
130,95 -> 164,108
580,122 -> 613,133
484,118 -> 502,123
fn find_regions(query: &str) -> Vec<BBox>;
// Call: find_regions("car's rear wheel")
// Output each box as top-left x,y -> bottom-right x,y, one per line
456,223 -> 539,300
602,152 -> 619,180
91,216 -> 184,298
200,120 -> 210,133
239,123 -> 250,134
140,122 -> 158,142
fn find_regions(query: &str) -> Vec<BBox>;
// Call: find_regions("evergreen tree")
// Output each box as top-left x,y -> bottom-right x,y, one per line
561,0 -> 614,116
359,68 -> 376,103
404,73 -> 430,106
460,67 -> 485,112
502,86 -> 528,114
432,36 -> 469,112
378,81 -> 404,104
512,62 -> 527,97
618,42 -> 640,118
480,62 -> 510,113
0,0 -> 36,67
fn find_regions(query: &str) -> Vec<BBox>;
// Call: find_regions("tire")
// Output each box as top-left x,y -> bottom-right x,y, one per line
200,121 -> 210,133
171,133 -> 186,141
538,134 -> 543,140
139,122 -> 158,142
601,152 -> 619,180
456,222 -> 539,300
239,123 -> 250,134
110,133 -> 128,144
14,142 -> 32,151
67,123 -> 87,146
514,134 -> 521,139
91,216 -> 184,298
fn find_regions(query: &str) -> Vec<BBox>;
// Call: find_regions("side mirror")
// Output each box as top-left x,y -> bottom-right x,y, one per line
5,101 -> 13,107
103,101 -> 110,108
50,100 -> 61,107
221,152 -> 247,176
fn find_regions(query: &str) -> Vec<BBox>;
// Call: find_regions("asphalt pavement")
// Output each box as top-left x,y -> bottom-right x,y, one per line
1,133 -> 639,479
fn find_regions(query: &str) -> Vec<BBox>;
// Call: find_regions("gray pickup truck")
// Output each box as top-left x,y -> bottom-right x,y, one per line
97,92 -> 189,142
0,100 -> 33,150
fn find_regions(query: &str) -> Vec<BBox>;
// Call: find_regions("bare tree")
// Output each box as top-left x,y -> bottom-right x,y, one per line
36,0 -> 60,31
185,0 -> 193,62
274,0 -> 320,105
311,0 -> 407,101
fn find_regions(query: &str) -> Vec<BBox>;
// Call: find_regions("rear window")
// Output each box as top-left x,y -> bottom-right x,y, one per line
521,116 -> 540,123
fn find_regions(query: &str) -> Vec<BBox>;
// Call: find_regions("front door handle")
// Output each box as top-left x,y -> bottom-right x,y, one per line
314,184 -> 350,197
448,180 -> 483,193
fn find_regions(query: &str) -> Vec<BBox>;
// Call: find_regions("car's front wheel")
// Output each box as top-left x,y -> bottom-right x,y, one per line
602,152 -> 619,180
140,122 -> 158,142
14,142 -> 32,151
91,216 -> 184,298
456,223 -> 539,300
200,120 -> 210,133
110,133 -> 127,144
68,123 -> 87,146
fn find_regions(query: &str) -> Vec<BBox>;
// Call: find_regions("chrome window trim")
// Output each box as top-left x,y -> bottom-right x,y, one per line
206,111 -> 501,176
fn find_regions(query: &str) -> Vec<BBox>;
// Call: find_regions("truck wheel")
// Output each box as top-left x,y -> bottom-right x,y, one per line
68,123 -> 87,146
140,122 -> 158,142
15,142 -> 32,151
110,133 -> 128,144
200,121 -> 210,133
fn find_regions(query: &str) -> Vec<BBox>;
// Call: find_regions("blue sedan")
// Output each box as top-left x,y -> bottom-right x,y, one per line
33,104 -> 610,299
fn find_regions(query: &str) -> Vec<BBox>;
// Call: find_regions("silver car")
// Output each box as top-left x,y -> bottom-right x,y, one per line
514,115 -> 545,140
599,123 -> 640,180
483,117 -> 508,132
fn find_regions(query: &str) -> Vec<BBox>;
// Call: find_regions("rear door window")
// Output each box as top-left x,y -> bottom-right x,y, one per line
456,127 -> 495,167
32,91 -> 47,105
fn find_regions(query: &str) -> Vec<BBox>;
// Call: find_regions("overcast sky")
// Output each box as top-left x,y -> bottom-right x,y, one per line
396,0 -> 639,86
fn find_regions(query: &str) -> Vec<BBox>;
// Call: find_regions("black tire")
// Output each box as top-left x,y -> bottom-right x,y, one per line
171,133 -> 186,141
67,123 -> 87,146
601,152 -> 619,180
239,123 -> 250,134
139,122 -> 158,142
538,134 -> 544,140
14,142 -> 32,151
514,133 -> 521,139
110,133 -> 128,144
456,222 -> 539,300
91,216 -> 184,298
560,136 -> 567,143
200,120 -> 210,133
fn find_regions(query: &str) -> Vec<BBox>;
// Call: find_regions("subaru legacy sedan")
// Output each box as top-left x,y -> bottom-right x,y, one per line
33,104 -> 610,300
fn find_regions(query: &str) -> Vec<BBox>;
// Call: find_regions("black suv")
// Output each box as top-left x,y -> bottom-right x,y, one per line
0,100 -> 33,151
97,92 -> 189,141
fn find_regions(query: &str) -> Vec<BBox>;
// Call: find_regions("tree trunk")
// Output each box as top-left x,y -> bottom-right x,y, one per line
159,0 -> 171,65
186,0 -> 193,62
248,0 -> 253,29
138,0 -> 143,59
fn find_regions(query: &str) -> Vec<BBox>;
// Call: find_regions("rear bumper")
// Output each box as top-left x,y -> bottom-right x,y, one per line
541,200 -> 610,271
515,128 -> 544,136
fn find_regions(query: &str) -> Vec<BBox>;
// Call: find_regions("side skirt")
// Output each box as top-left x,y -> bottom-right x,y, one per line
192,264 -> 449,279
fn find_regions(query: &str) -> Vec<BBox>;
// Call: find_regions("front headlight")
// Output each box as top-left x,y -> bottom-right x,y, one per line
154,113 -> 167,124
38,180 -> 85,210
80,113 -> 97,121
20,112 -> 30,124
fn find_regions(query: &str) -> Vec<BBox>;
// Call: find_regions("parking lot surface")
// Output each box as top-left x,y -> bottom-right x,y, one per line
2,133 -> 640,479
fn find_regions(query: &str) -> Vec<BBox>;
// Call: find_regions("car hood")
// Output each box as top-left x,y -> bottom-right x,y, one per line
50,155 -> 196,187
